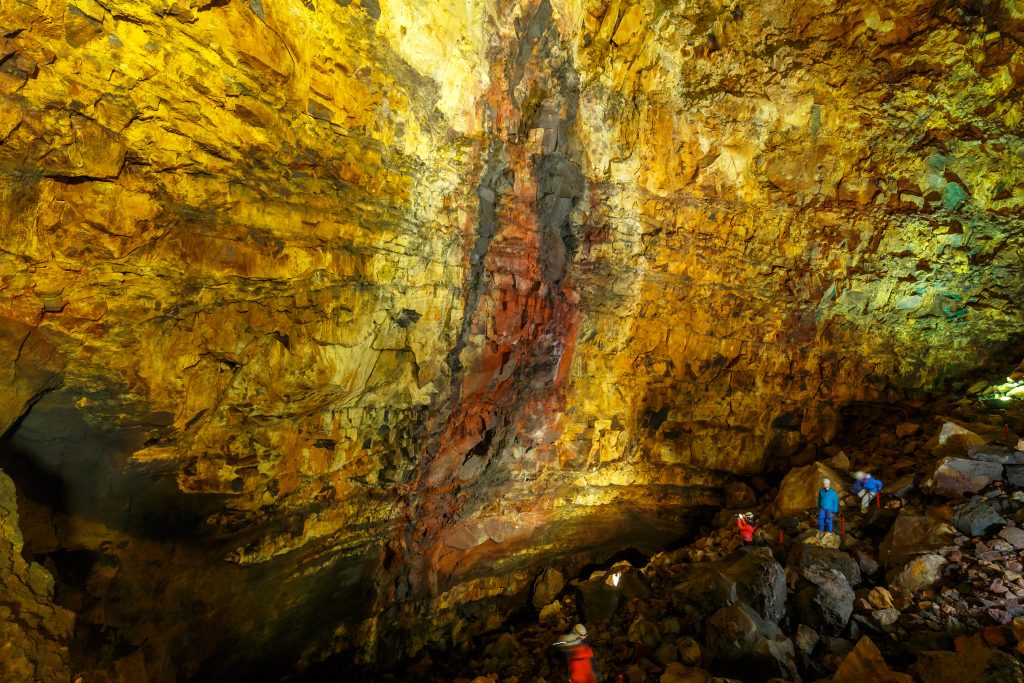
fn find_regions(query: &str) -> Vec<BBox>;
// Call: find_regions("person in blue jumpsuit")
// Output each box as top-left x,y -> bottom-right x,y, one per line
852,471 -> 883,511
817,477 -> 839,532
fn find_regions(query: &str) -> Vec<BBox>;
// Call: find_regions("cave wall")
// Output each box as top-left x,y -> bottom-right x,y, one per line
1,0 -> 1023,679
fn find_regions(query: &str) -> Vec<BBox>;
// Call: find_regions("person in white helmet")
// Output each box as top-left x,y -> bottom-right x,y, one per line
852,471 -> 883,512
736,512 -> 756,543
553,623 -> 598,682
817,477 -> 839,532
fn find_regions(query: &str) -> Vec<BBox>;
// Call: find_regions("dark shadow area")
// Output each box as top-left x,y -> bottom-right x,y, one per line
0,388 -> 230,543
575,546 -> 652,581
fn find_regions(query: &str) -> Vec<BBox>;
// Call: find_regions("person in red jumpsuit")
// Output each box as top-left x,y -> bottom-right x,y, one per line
555,623 -> 598,683
736,512 -> 756,543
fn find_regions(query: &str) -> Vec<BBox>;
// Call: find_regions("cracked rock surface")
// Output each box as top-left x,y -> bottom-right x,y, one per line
1,0 -> 1023,679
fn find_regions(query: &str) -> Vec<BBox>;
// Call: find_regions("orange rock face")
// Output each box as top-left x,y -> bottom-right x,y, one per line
1,0 -> 1023,677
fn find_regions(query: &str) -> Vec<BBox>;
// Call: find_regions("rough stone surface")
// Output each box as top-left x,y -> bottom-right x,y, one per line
795,567 -> 856,636
725,548 -> 788,625
574,572 -> 624,623
0,470 -> 74,683
774,462 -> 847,518
913,647 -> 1024,683
532,567 -> 565,609
705,602 -> 797,682
793,624 -> 820,656
1007,466 -> 1024,488
724,481 -> 758,510
867,587 -> 895,610
833,636 -> 913,683
787,543 -> 862,586
879,512 -> 956,569
660,662 -> 713,683
952,499 -> 1007,537
891,554 -> 947,593
934,422 -> 987,456
674,568 -> 739,618
998,526 -> 1024,550
2,0 -> 1024,676
926,457 -> 1005,496
970,444 -> 1024,466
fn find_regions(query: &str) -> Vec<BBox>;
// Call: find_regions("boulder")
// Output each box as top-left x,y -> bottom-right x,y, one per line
656,642 -> 679,665
724,481 -> 758,509
787,543 -> 862,586
933,421 -> 987,456
774,461 -> 847,518
896,422 -> 921,438
879,511 -> 956,569
574,565 -> 649,624
925,457 -> 1003,496
673,568 -> 737,617
1007,465 -> 1024,487
483,632 -> 525,661
613,565 -> 653,602
574,573 -> 621,622
872,608 -> 900,628
676,636 -> 702,667
723,548 -> 787,624
859,508 -> 900,536
998,526 -> 1024,549
628,615 -> 661,648
891,554 -> 946,592
854,549 -> 880,578
660,662 -> 713,683
793,624 -> 820,655
867,587 -> 895,610
952,499 -> 1006,537
803,531 -> 842,549
795,567 -> 855,636
705,602 -> 798,682
912,646 -> 1024,683
970,444 -> 1024,465
887,474 -> 917,498
832,636 -> 913,683
538,600 -> 563,625
825,450 -> 851,471
532,567 -> 564,609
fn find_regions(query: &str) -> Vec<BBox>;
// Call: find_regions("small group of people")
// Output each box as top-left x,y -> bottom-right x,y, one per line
732,471 -> 884,543
556,472 -> 887,681
816,471 -> 883,532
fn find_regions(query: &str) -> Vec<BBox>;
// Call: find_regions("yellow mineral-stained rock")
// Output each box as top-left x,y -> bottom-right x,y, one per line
0,470 -> 74,683
1,0 -> 1023,677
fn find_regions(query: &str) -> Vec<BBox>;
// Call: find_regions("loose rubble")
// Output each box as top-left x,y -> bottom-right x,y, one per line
380,385 -> 1024,682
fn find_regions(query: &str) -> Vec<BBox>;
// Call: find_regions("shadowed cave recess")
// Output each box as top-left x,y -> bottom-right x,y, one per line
2,0 -> 1024,681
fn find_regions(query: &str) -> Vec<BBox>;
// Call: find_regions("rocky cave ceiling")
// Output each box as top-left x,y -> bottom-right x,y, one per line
0,0 -> 1023,680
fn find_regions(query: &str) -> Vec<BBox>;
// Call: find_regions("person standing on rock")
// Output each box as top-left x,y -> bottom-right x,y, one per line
553,623 -> 599,683
852,471 -> 883,512
817,478 -> 839,533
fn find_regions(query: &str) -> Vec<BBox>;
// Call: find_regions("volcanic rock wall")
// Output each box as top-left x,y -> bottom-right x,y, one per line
0,0 -> 1022,679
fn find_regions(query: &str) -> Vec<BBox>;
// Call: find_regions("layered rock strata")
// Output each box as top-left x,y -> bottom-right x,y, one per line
0,0 -> 1022,678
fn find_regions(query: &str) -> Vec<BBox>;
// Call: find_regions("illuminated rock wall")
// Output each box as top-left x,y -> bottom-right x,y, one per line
0,0 -> 1022,678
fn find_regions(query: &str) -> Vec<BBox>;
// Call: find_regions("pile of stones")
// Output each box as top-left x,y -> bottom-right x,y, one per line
401,386 -> 1024,682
